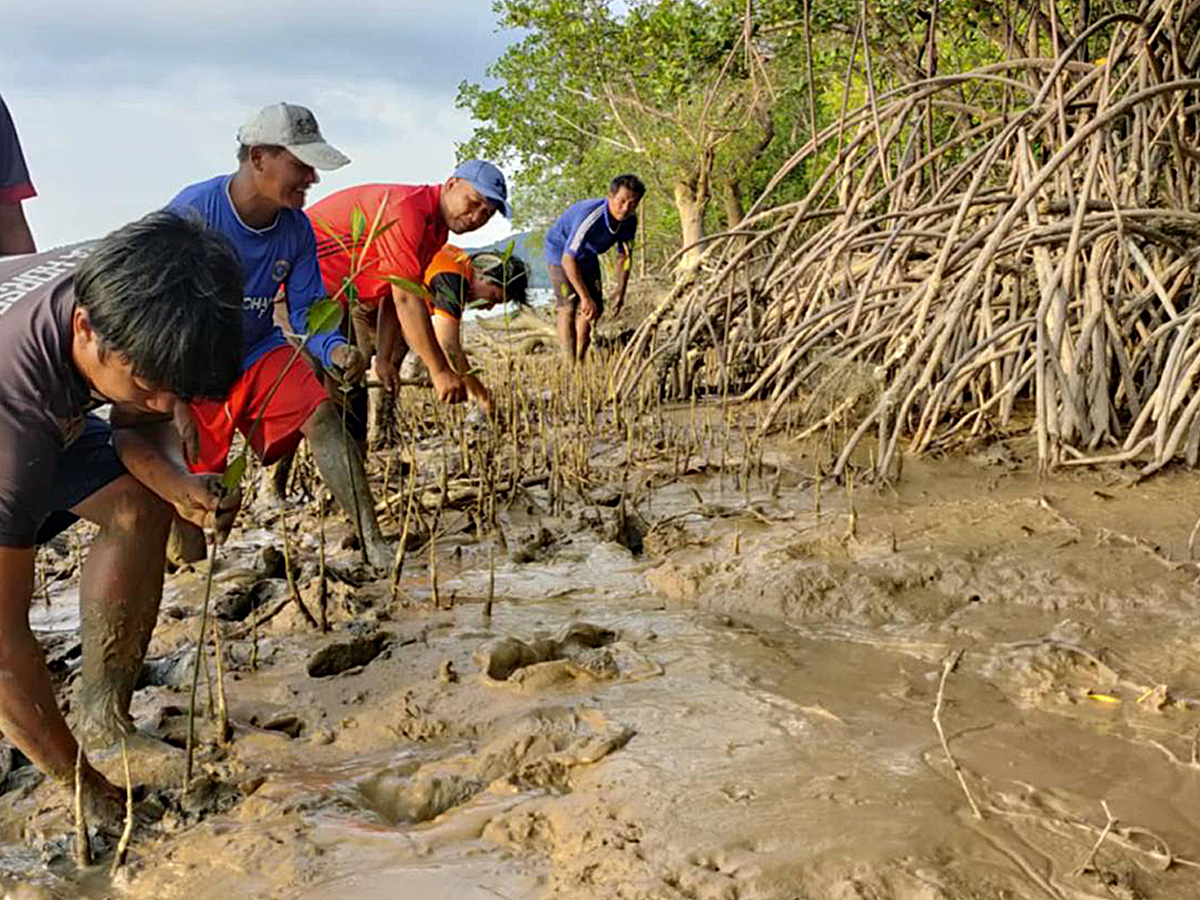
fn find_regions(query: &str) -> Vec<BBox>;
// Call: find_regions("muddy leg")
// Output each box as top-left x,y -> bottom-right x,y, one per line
557,305 -> 578,365
576,314 -> 594,362
270,450 -> 295,501
302,400 -> 392,572
73,475 -> 172,748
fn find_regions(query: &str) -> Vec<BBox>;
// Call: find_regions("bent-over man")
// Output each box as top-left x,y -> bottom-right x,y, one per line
545,173 -> 644,363
421,243 -> 529,414
306,160 -> 511,399
0,212 -> 243,827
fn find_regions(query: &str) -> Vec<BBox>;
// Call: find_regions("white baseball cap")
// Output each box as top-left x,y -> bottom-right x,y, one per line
236,102 -> 350,171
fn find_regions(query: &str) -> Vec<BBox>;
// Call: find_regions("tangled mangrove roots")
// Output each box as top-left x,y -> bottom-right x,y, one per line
613,0 -> 1200,479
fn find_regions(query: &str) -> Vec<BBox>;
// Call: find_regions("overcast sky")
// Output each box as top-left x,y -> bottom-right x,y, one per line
1,0 -> 519,249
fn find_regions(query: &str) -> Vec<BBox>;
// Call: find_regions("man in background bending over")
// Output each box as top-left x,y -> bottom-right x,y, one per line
0,213 -> 243,828
0,94 -> 36,256
545,174 -> 644,363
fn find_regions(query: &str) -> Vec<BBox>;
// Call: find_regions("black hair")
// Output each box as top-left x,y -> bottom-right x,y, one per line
74,210 -> 245,401
236,143 -> 285,163
472,251 -> 530,307
609,173 -> 646,201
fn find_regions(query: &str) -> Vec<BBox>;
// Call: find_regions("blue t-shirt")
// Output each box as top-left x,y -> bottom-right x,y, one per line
544,197 -> 637,266
167,175 -> 343,371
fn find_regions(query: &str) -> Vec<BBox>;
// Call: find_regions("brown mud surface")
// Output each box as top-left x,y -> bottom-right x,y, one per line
5,308 -> 1200,899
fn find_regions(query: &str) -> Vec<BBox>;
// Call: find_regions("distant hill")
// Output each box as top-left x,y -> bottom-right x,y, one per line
459,230 -> 550,289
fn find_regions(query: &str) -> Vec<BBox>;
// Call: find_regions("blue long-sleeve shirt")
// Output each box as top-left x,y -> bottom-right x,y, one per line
168,175 -> 344,371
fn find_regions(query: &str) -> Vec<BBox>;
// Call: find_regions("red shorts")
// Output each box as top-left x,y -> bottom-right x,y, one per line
187,345 -> 328,474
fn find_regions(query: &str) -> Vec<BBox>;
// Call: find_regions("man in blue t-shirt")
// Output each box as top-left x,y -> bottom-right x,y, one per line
168,102 -> 392,571
545,173 -> 645,363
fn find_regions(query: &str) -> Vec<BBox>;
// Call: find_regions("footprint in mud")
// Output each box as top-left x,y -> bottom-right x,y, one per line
474,622 -> 662,691
354,708 -> 635,825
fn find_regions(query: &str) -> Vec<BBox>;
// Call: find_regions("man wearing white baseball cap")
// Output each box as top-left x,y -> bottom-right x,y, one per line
165,103 -> 395,571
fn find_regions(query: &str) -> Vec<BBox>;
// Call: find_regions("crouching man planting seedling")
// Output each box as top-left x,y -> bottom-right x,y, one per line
0,212 -> 244,829
168,102 -> 397,572
420,243 -> 529,415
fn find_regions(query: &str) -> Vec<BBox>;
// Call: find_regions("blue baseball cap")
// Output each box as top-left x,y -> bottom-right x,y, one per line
452,159 -> 511,219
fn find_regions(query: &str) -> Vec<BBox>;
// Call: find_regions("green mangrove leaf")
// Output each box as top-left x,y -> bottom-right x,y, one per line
307,298 -> 344,336
222,454 -> 247,492
382,275 -> 431,297
350,205 -> 367,244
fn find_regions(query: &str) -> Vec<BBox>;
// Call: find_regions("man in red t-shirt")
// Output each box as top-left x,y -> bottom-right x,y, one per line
306,160 -> 509,402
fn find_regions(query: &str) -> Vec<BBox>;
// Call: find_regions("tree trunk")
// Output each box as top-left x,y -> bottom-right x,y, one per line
721,179 -> 743,230
673,179 -> 708,271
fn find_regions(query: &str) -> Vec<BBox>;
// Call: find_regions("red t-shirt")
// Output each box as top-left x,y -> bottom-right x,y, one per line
307,184 -> 447,309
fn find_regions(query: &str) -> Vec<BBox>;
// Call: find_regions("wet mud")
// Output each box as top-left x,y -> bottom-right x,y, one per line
6,367 -> 1200,898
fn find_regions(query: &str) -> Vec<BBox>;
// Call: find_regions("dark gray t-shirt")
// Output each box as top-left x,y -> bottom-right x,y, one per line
0,244 -> 99,545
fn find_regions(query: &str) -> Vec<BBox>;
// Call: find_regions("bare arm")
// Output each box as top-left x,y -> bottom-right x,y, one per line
612,243 -> 632,313
433,315 -> 491,413
0,203 -> 35,257
390,285 -> 465,404
561,253 -> 596,319
110,405 -> 241,542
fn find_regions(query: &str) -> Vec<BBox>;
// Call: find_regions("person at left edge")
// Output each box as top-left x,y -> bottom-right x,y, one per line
0,93 -> 37,256
167,102 -> 395,573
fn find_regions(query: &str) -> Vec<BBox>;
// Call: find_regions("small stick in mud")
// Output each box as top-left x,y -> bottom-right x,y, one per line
390,465 -> 418,603
932,649 -> 983,820
1071,800 -> 1116,877
214,621 -> 230,744
317,488 -> 328,632
1188,511 -> 1200,560
249,594 -> 260,671
185,542 -> 220,791
484,540 -> 495,619
74,744 -> 90,868
278,502 -> 318,629
111,737 -> 134,875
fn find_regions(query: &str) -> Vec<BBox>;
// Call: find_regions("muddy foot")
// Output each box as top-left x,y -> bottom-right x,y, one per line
75,704 -> 136,754
365,539 -> 395,575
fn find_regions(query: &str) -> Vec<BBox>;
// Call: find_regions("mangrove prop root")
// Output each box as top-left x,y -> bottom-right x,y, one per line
611,4 -> 1200,481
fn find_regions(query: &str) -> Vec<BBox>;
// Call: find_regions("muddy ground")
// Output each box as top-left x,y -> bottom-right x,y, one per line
3,311 -> 1200,899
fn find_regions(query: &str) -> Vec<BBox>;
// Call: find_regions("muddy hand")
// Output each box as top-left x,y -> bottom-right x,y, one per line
580,296 -> 597,321
172,474 -> 242,544
375,355 -> 398,393
172,400 -> 201,468
331,344 -> 368,384
432,368 -> 467,405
